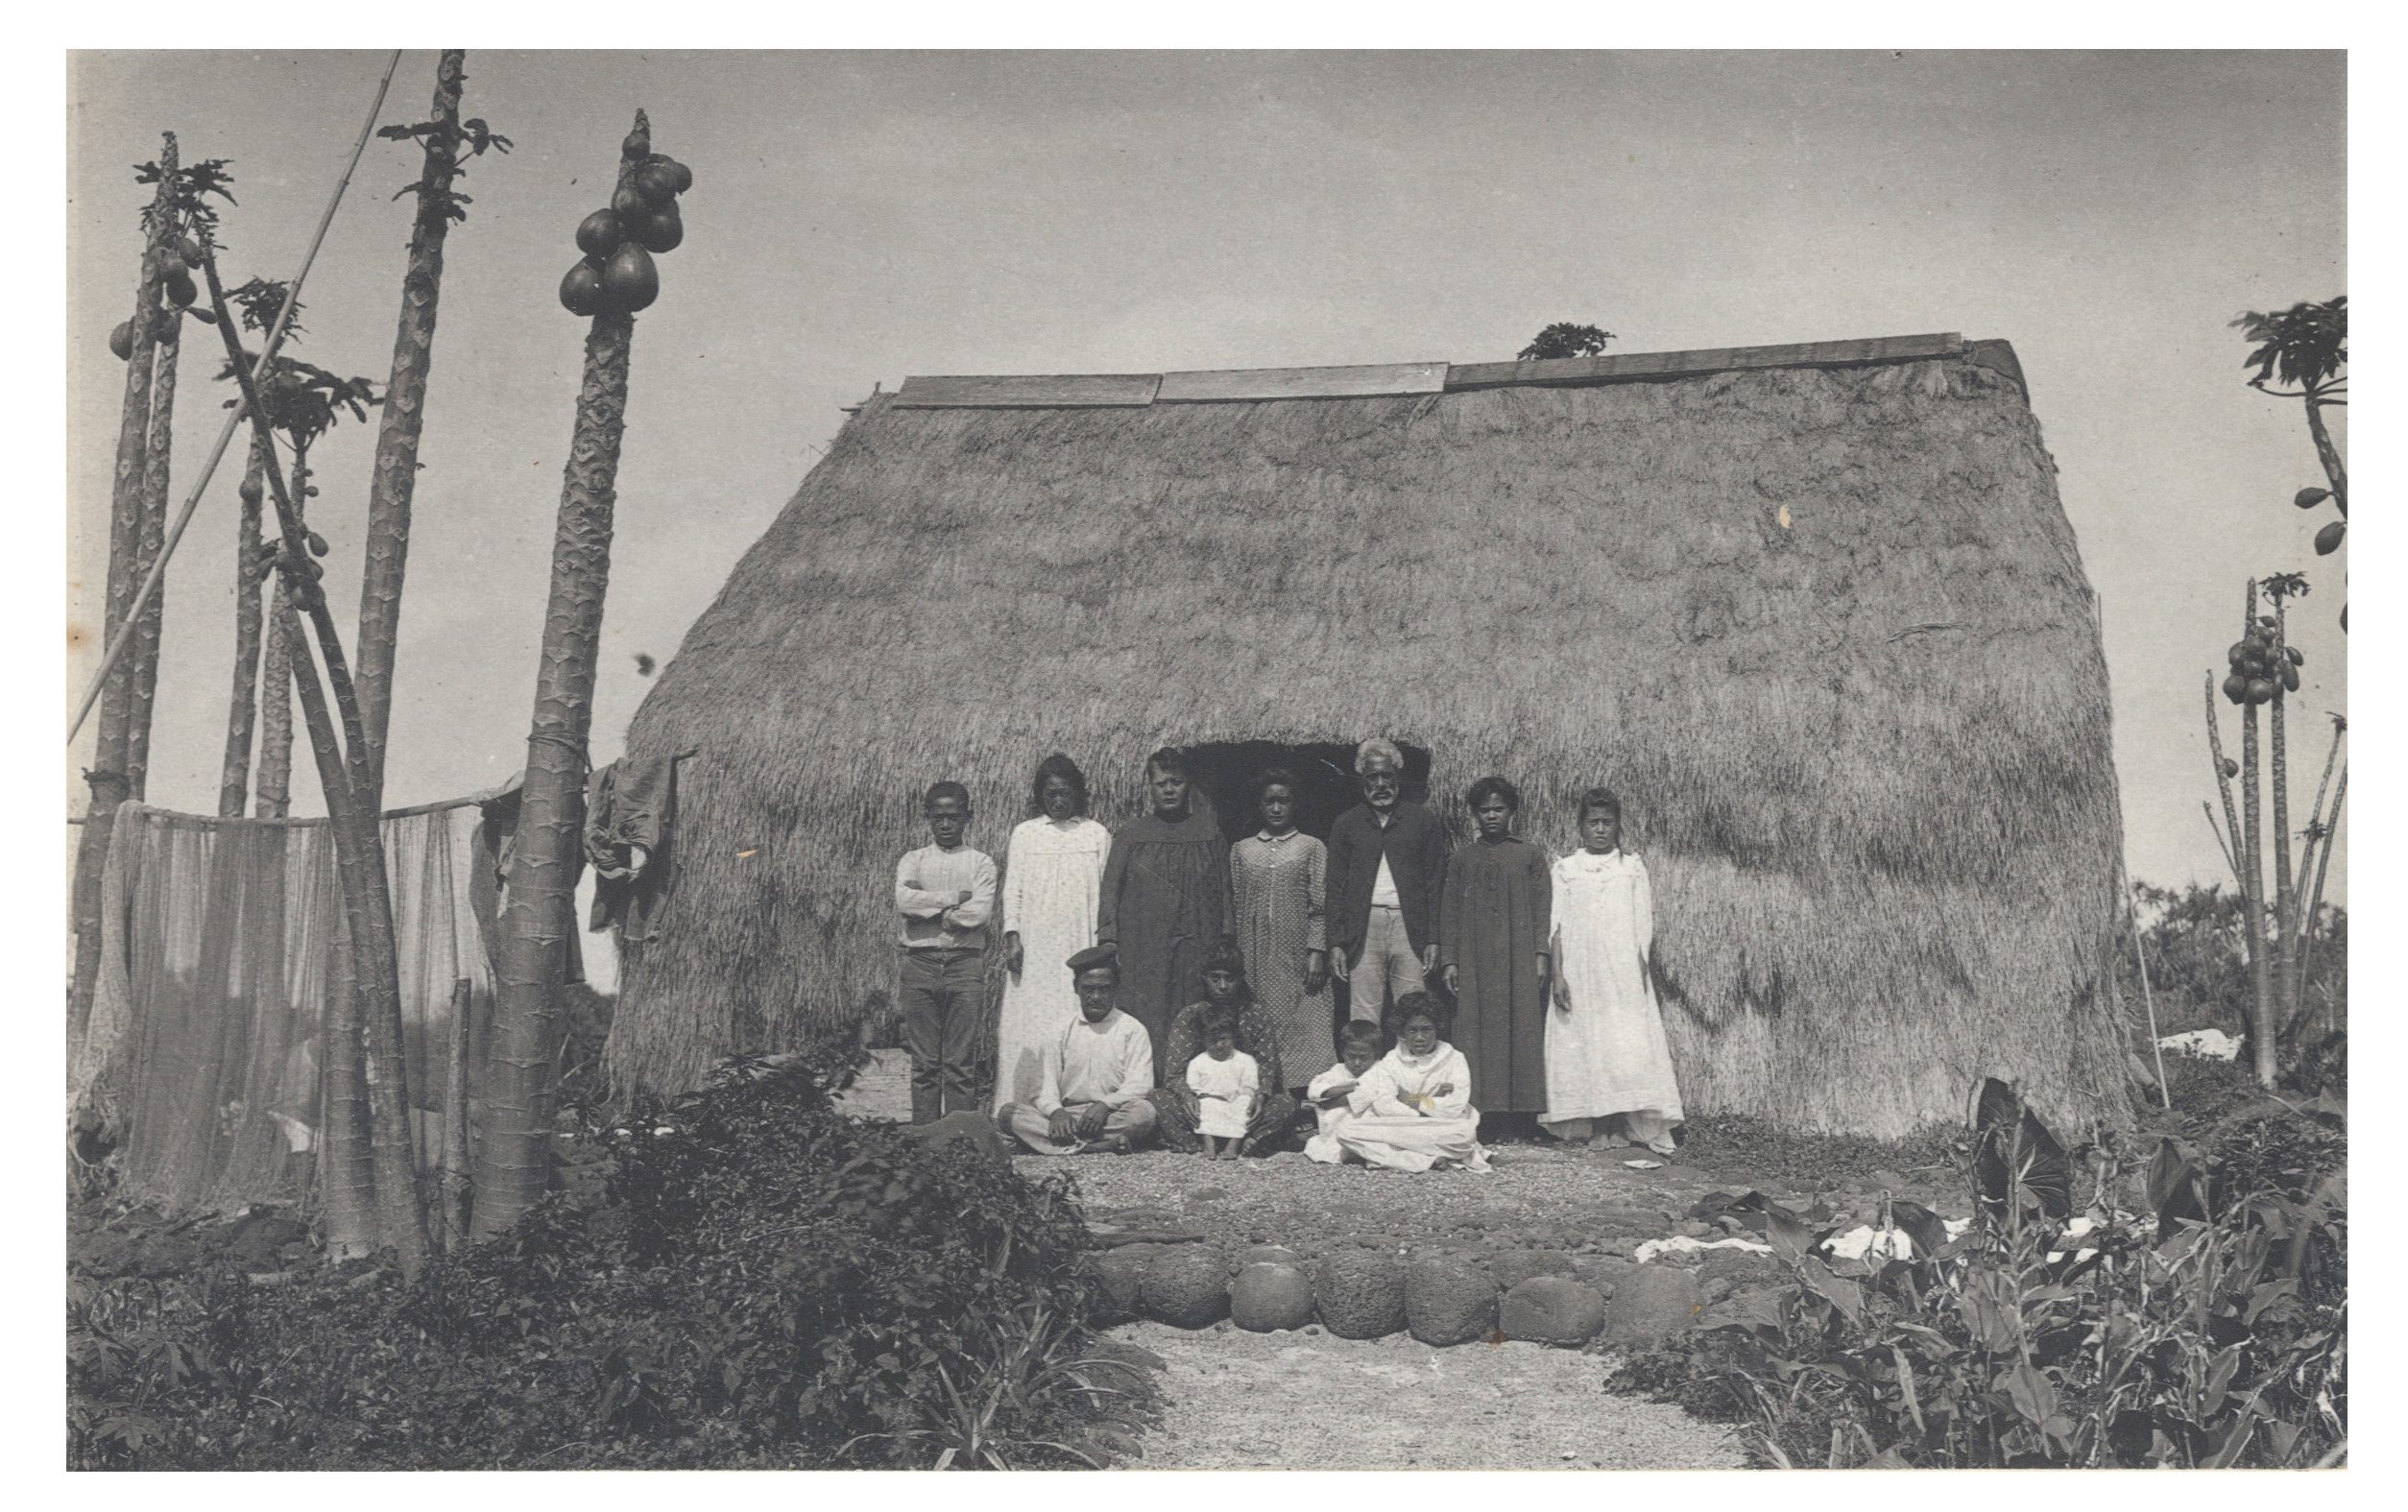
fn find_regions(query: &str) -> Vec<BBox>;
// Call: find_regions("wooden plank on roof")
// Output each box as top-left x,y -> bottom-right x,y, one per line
892,372 -> 1162,408
1444,333 -> 1966,391
1155,361 -> 1449,403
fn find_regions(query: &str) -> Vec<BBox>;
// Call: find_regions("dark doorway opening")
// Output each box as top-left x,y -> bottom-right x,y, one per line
1182,739 -> 1433,841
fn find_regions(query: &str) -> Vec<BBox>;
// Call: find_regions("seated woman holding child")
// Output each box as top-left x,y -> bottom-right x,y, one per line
1303,991 -> 1491,1173
1152,941 -> 1297,1156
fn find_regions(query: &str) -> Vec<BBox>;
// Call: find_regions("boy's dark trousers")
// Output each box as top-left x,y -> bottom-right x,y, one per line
898,946 -> 985,1122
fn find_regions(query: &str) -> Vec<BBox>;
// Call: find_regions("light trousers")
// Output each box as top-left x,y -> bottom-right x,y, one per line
1347,904 -> 1425,1022
996,1097 -> 1159,1155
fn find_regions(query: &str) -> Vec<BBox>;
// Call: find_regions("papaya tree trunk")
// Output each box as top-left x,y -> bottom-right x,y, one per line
2238,589 -> 2274,1088
204,253 -> 425,1270
2268,598 -> 2297,1041
475,111 -> 651,1237
217,437 -> 269,817
125,323 -> 181,799
253,444 -> 306,819
2298,767 -> 2345,1040
69,135 -> 176,1044
2203,675 -> 2247,897
355,48 -> 468,805
2304,396 -> 2347,516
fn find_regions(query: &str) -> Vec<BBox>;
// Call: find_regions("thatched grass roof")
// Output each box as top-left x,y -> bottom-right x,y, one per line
611,338 -> 2128,1137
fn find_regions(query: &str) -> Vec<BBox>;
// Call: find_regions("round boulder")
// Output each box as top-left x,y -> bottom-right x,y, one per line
1143,1246 -> 1232,1329
1487,1248 -> 1578,1289
1092,1247 -> 1155,1324
1231,1262 -> 1317,1332
1572,1256 -> 1635,1298
1598,1263 -> 1702,1349
1501,1276 -> 1608,1348
1407,1253 -> 1500,1346
1235,1244 -> 1305,1272
1313,1252 -> 1408,1339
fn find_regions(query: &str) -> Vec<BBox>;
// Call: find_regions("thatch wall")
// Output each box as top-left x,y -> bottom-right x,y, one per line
612,350 -> 2128,1137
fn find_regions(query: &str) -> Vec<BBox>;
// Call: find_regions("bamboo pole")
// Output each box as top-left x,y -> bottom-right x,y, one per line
443,976 -> 473,1249
2131,910 -> 2170,1110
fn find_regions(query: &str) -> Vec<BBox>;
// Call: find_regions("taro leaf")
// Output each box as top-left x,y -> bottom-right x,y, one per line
1765,1204 -> 1813,1261
1797,1257 -> 1863,1323
1699,1285 -> 1789,1337
1998,1357 -> 2059,1429
1890,1345 -> 1926,1434
2148,1137 -> 2207,1226
1686,1191 -> 1738,1221
1889,1199 -> 1950,1259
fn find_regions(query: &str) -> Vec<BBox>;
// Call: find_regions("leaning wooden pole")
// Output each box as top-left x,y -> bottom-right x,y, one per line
355,48 -> 470,804
203,253 -> 428,1270
69,137 -> 176,1044
2267,595 -> 2298,1039
477,109 -> 679,1236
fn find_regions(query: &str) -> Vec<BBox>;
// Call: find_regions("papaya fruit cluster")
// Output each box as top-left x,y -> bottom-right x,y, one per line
560,127 -> 692,317
108,233 -> 218,360
2222,616 -> 2302,707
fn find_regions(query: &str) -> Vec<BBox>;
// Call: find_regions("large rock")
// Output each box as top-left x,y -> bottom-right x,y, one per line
1598,1263 -> 1702,1348
1092,1246 -> 1157,1324
1573,1256 -> 1636,1298
898,1110 -> 1013,1167
1313,1253 -> 1408,1339
1487,1248 -> 1578,1289
1501,1276 -> 1608,1347
1143,1246 -> 1231,1329
1236,1244 -> 1305,1272
1407,1254 -> 1500,1346
1231,1262 -> 1317,1332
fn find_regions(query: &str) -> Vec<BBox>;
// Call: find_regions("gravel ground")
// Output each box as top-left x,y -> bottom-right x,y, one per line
1107,1322 -> 1746,1470
1014,1140 -> 1953,1261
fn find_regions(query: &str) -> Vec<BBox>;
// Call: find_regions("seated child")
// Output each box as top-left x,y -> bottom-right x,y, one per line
1303,1020 -> 1385,1165
1184,1004 -> 1260,1160
1305,992 -> 1491,1173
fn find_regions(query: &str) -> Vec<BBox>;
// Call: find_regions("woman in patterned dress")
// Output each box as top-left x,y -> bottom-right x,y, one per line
1230,767 -> 1335,1092
992,754 -> 1113,1111
1152,940 -> 1296,1154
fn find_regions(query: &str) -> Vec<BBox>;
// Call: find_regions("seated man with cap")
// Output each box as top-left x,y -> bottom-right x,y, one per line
996,945 -> 1159,1155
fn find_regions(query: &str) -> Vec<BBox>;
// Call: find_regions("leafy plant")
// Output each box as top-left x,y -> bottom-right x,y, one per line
1518,321 -> 1615,360
2234,297 -> 2347,627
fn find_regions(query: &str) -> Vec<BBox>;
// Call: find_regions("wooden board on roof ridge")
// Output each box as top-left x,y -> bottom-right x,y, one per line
1444,332 -> 1967,391
1155,360 -> 1450,403
892,372 -> 1163,408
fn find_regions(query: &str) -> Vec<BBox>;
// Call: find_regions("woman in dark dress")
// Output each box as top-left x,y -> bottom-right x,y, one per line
1153,941 -> 1297,1155
1437,775 -> 1553,1125
1096,746 -> 1235,1070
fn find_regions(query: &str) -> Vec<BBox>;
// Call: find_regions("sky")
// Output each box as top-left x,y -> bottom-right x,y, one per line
66,50 -> 2348,943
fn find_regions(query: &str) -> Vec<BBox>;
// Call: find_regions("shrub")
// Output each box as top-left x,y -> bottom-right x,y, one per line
1608,1099 -> 2346,1468
68,1048 -> 1152,1469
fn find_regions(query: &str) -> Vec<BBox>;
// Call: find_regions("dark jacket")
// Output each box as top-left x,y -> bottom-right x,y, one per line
1325,800 -> 1451,960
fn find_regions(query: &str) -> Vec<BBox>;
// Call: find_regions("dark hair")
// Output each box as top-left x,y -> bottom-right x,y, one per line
1385,990 -> 1453,1041
1576,785 -> 1622,825
1336,1020 -> 1385,1050
1145,745 -> 1190,779
1030,752 -> 1089,816
1202,937 -> 1248,979
1199,1003 -> 1241,1040
1257,765 -> 1301,797
923,780 -> 971,811
1465,775 -> 1522,812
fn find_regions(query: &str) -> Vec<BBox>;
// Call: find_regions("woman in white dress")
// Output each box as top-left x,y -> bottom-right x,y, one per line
1542,787 -> 1683,1155
992,754 -> 1113,1111
1308,992 -> 1491,1173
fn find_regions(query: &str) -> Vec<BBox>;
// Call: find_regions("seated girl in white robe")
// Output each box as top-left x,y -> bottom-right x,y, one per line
1306,993 -> 1491,1173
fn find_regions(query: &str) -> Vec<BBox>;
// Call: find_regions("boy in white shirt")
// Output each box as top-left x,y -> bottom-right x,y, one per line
894,780 -> 998,1123
1302,1020 -> 1385,1164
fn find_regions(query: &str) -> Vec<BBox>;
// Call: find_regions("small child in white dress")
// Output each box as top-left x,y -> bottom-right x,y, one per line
1185,1005 -> 1261,1159
1303,1020 -> 1386,1164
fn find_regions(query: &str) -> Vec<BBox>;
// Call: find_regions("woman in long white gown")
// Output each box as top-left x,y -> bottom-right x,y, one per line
1542,787 -> 1683,1154
1308,992 -> 1490,1173
992,754 -> 1113,1111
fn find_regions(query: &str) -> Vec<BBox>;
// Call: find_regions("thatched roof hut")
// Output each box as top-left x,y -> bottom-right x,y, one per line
611,333 -> 2130,1137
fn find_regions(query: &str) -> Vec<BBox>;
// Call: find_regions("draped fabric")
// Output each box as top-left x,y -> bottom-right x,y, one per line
992,816 -> 1111,1111
68,794 -> 517,1216
1437,836 -> 1553,1112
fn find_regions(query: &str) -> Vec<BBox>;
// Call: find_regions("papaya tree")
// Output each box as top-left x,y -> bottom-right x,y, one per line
354,50 -> 510,805
477,109 -> 691,1236
2235,297 -> 2347,628
216,428 -> 271,817
200,251 -> 428,1270
70,135 -> 208,1042
1518,321 -> 1615,360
